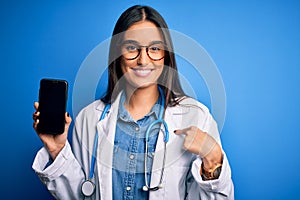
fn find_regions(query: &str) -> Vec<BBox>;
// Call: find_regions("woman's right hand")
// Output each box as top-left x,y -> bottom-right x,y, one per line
32,102 -> 72,160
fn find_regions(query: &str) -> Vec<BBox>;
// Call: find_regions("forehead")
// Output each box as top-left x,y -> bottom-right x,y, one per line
123,21 -> 163,44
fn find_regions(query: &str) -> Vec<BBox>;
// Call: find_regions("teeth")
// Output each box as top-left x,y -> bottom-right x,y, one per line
132,69 -> 152,77
135,69 -> 151,74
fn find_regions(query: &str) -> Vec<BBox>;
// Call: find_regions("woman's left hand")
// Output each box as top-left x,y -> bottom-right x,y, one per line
174,126 -> 223,169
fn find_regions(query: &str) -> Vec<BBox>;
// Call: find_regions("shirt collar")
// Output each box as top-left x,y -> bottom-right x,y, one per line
118,91 -> 162,122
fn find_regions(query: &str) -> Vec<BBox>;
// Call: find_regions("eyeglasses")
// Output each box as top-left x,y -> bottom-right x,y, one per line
121,41 -> 165,61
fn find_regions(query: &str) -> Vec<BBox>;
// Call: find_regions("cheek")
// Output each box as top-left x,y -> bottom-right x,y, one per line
121,57 -> 136,69
155,59 -> 165,73
120,59 -> 126,74
120,57 -> 131,74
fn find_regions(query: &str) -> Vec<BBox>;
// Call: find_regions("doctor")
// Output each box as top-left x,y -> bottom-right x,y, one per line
32,5 -> 234,200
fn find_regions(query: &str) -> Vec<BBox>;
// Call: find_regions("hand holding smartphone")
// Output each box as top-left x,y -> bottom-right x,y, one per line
37,78 -> 68,134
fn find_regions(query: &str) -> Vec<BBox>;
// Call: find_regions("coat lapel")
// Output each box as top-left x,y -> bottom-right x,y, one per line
149,105 -> 186,199
96,93 -> 122,200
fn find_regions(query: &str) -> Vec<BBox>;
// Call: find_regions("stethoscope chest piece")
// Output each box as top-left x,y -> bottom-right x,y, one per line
81,180 -> 95,197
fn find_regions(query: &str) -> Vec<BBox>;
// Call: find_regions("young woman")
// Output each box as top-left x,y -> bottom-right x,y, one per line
32,5 -> 234,200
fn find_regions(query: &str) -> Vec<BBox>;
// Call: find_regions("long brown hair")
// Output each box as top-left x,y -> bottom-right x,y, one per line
101,5 -> 186,107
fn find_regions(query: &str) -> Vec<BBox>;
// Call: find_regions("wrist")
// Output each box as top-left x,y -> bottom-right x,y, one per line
46,143 -> 65,160
200,143 -> 223,180
201,162 -> 222,181
202,142 -> 222,169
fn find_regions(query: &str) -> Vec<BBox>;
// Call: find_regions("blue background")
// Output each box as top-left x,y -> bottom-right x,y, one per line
1,0 -> 300,199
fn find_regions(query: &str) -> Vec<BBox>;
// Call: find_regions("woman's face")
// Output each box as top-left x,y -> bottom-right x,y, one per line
120,20 -> 165,89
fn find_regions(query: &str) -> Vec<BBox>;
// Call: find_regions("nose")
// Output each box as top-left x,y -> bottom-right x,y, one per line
137,47 -> 150,66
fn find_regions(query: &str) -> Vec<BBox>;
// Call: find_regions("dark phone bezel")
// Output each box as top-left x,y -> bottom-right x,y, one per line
37,78 -> 68,135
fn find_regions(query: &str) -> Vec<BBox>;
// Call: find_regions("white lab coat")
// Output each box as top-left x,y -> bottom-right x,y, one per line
33,92 -> 234,200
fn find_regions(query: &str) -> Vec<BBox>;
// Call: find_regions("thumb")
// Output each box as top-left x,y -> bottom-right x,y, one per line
63,112 -> 72,134
65,112 -> 72,126
34,102 -> 39,110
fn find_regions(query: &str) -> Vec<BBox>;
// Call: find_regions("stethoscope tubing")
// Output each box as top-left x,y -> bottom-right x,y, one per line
89,104 -> 111,179
83,87 -> 168,196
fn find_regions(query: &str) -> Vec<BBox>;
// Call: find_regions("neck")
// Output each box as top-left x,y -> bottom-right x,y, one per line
124,84 -> 159,120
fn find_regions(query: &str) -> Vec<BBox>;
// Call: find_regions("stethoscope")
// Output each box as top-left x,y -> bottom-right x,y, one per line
81,87 -> 169,197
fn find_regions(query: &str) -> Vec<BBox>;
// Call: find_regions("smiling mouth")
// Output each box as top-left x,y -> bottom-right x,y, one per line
132,68 -> 152,77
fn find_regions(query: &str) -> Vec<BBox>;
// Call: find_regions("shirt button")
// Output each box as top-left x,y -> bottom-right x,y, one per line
129,154 -> 135,160
135,127 -> 140,131
126,186 -> 131,191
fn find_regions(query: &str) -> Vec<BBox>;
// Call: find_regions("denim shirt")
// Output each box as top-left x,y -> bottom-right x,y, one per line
112,92 -> 161,200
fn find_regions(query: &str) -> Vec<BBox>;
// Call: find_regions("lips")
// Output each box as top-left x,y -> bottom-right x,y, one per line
132,68 -> 152,77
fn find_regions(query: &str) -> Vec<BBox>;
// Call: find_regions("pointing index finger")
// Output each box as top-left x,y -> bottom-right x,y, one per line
174,128 -> 189,135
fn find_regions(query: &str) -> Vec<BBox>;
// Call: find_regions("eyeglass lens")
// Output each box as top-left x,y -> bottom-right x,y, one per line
121,43 -> 165,61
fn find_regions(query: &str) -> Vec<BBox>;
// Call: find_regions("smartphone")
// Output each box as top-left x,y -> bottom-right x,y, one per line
37,78 -> 68,134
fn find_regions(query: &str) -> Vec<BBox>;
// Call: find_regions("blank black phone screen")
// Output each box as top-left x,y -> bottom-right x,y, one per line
37,78 -> 68,134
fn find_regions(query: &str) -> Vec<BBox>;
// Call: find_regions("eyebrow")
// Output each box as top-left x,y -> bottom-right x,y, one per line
122,40 -> 164,45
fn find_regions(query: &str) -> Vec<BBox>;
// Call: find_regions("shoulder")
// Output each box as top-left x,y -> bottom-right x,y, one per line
171,96 -> 210,115
75,100 -> 105,122
166,96 -> 212,121
179,97 -> 209,110
167,97 -> 219,136
167,97 -> 214,127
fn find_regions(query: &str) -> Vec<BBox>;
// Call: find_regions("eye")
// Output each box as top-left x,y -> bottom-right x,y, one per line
150,47 -> 160,51
149,44 -> 164,52
125,45 -> 138,52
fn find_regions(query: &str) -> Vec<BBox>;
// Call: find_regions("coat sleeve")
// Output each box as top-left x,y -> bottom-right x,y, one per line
32,101 -> 103,200
188,152 -> 234,199
31,109 -> 92,200
186,101 -> 234,199
32,141 -> 86,200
